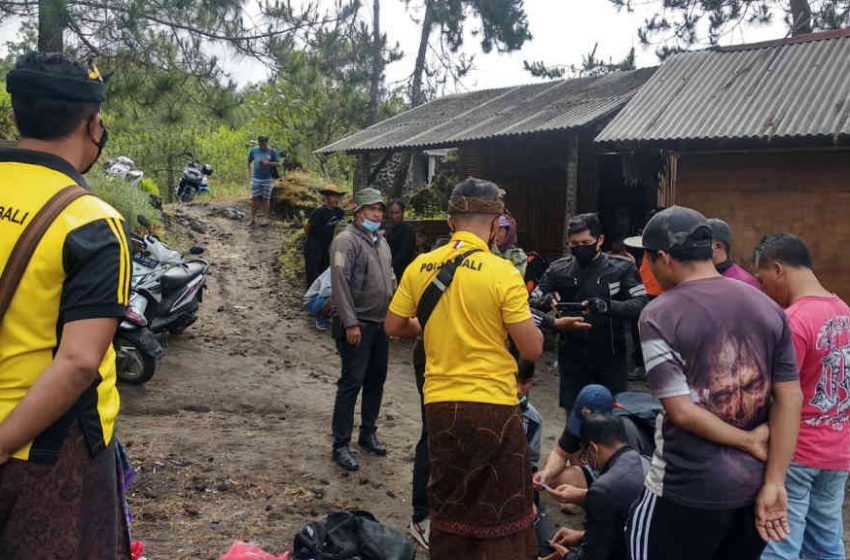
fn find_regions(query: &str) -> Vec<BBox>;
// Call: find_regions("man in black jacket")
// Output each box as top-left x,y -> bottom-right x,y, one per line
547,414 -> 649,560
530,213 -> 648,411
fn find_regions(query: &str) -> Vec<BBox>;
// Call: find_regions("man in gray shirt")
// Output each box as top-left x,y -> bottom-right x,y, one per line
329,188 -> 396,472
626,206 -> 802,560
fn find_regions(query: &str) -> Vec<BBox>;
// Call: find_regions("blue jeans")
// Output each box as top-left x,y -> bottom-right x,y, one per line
762,462 -> 848,560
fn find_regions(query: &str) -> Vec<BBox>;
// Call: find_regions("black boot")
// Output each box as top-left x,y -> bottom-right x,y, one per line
358,432 -> 387,456
333,446 -> 359,471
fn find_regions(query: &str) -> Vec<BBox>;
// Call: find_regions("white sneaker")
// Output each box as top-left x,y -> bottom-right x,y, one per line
409,518 -> 430,550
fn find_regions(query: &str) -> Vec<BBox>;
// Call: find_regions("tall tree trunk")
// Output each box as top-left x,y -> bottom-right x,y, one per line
410,0 -> 434,107
367,0 -> 383,126
390,0 -> 434,200
38,0 -> 66,52
358,0 -> 384,193
789,0 -> 813,35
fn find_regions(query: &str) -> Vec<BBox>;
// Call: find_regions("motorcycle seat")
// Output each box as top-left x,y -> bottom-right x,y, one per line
161,262 -> 206,291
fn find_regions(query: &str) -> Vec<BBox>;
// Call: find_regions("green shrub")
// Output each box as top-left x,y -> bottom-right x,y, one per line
278,227 -> 306,284
86,169 -> 160,232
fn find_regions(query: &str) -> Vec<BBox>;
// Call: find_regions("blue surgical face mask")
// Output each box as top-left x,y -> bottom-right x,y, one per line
362,218 -> 381,233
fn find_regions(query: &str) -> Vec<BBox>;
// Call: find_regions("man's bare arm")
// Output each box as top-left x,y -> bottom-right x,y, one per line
0,318 -> 118,461
765,380 -> 802,485
384,312 -> 421,340
662,395 -> 769,460
507,318 -> 544,362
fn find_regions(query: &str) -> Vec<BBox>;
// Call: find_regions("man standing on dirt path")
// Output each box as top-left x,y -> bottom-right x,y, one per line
247,135 -> 280,227
0,52 -> 131,559
329,187 -> 395,472
625,206 -> 802,560
754,234 -> 850,560
385,178 -> 546,559
303,184 -> 345,287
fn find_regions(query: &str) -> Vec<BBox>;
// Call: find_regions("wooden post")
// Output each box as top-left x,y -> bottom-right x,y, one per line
562,133 -> 579,253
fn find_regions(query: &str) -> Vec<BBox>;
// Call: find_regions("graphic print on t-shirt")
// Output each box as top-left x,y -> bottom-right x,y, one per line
808,316 -> 850,428
639,277 -> 798,509
691,333 -> 771,429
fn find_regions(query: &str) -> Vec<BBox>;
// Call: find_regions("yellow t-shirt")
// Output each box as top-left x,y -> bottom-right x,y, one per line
0,149 -> 129,463
389,231 -> 532,406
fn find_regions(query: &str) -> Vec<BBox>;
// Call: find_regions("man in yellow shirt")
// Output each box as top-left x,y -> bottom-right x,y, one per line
386,178 -> 544,559
0,52 -> 130,558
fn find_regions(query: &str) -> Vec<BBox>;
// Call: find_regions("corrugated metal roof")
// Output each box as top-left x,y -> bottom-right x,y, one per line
316,68 -> 657,154
596,28 -> 850,144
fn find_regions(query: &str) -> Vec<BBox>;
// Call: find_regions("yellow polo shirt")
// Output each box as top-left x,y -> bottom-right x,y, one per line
389,231 -> 531,406
0,149 -> 129,463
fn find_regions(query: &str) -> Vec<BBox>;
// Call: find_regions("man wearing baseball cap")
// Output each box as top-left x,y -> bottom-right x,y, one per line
329,187 -> 395,472
626,206 -> 802,559
708,218 -> 760,289
534,385 -> 655,506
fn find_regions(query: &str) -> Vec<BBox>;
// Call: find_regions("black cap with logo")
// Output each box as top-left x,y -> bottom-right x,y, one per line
624,206 -> 713,258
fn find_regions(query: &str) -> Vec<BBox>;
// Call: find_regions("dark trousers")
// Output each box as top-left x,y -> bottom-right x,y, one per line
627,489 -> 766,560
304,240 -> 329,288
558,351 -> 627,410
411,340 -> 429,523
331,322 -> 389,449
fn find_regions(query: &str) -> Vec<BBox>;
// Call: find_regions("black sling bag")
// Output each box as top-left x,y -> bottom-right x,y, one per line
415,248 -> 481,330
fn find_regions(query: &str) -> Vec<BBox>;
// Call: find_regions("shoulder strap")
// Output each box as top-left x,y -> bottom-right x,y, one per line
416,248 -> 481,330
0,185 -> 89,327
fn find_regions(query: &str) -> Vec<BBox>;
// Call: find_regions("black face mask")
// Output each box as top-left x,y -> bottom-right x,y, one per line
571,244 -> 599,267
81,118 -> 108,175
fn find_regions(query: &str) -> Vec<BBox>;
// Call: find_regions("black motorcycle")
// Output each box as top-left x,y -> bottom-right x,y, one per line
115,215 -> 210,384
175,154 -> 213,203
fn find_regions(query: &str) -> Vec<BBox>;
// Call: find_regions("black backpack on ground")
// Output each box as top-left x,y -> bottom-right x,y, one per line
614,391 -> 663,457
292,510 -> 415,560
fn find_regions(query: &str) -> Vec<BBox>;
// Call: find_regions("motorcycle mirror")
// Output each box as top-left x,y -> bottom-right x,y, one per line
138,215 -> 151,228
189,246 -> 205,255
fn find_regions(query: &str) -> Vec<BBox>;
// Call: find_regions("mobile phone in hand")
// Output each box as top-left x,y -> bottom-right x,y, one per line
556,302 -> 586,315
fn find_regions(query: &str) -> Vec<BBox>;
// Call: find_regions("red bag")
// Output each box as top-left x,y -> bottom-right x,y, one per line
219,541 -> 289,560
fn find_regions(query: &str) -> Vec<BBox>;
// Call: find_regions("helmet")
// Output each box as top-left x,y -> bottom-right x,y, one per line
201,164 -> 214,176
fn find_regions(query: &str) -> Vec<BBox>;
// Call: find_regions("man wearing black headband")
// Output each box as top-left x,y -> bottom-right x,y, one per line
0,52 -> 130,558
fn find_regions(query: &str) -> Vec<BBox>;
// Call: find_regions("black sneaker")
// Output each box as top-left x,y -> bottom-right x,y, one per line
358,432 -> 387,456
333,446 -> 359,471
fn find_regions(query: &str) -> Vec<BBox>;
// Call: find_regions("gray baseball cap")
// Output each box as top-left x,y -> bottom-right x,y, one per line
624,206 -> 712,256
354,187 -> 385,212
708,218 -> 733,247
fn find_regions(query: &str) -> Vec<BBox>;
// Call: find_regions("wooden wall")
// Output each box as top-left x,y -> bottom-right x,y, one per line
458,132 -> 601,258
674,149 -> 850,302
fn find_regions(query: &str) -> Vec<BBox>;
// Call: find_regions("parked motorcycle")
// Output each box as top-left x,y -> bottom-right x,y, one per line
114,215 -> 210,384
175,154 -> 213,203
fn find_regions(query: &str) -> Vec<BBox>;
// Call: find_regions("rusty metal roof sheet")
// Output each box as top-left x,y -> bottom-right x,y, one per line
596,28 -> 850,144
316,68 -> 656,154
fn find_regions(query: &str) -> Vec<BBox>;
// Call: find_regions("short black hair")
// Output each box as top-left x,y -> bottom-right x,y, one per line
390,200 -> 406,212
754,233 -> 813,270
567,213 -> 603,239
258,135 -> 269,142
11,52 -> 99,140
580,413 -> 627,447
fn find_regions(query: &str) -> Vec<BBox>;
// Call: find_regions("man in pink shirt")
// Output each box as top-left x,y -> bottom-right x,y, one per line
709,218 -> 761,289
754,233 -> 849,560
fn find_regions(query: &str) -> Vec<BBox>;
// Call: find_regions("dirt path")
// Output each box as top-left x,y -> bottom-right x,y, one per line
121,202 -> 850,558
121,203 -> 572,558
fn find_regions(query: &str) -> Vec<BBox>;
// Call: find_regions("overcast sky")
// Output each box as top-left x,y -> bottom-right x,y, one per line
217,0 -> 789,91
1,0 -> 789,92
